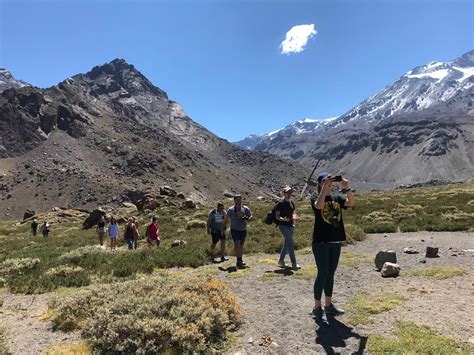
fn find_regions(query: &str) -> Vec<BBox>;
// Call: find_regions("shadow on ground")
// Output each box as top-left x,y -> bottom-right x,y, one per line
315,315 -> 367,354
263,268 -> 295,276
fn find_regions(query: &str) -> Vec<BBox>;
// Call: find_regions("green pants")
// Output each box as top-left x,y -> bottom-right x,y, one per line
312,242 -> 341,301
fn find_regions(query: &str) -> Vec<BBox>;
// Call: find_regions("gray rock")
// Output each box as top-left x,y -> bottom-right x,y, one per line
83,208 -> 106,229
183,199 -> 196,209
426,247 -> 439,258
381,262 -> 400,277
23,209 -> 35,221
375,250 -> 397,271
403,247 -> 419,254
177,192 -> 186,199
171,239 -> 187,247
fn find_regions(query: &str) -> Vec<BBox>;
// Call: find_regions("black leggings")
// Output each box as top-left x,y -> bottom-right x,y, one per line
312,242 -> 341,301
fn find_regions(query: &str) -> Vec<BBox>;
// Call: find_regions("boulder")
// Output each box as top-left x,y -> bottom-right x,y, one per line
381,262 -> 400,278
257,196 -> 265,201
23,209 -> 35,221
83,208 -> 106,229
223,190 -> 234,198
186,220 -> 206,230
171,239 -> 187,247
374,250 -> 397,271
426,247 -> 439,258
403,247 -> 419,254
122,202 -> 137,209
160,186 -> 177,197
135,194 -> 159,211
177,192 -> 186,199
183,199 -> 196,209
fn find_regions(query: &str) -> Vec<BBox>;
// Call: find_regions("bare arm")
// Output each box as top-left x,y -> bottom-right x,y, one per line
315,179 -> 332,210
341,178 -> 356,207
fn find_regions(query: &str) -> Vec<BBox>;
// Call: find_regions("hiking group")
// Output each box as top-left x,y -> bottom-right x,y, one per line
28,172 -> 354,325
208,172 -> 355,325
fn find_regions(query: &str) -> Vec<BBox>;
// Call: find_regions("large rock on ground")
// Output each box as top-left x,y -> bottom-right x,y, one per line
375,250 -> 397,271
183,199 -> 196,209
381,262 -> 400,277
23,209 -> 35,221
83,209 -> 106,229
171,239 -> 187,247
135,194 -> 159,211
425,247 -> 439,258
160,186 -> 177,197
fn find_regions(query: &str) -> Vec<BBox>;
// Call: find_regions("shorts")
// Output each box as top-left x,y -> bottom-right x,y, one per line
211,230 -> 225,244
231,229 -> 247,245
147,237 -> 160,246
97,228 -> 105,235
109,234 -> 118,239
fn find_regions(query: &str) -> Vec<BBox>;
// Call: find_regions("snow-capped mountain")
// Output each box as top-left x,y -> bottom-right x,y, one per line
234,117 -> 337,149
334,49 -> 473,127
235,50 -> 474,187
0,69 -> 29,92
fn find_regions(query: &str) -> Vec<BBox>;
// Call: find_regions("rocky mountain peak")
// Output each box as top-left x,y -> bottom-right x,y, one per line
71,58 -> 167,99
0,68 -> 30,92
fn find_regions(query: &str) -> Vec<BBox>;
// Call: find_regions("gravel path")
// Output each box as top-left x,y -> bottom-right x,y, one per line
224,231 -> 474,354
1,231 -> 472,354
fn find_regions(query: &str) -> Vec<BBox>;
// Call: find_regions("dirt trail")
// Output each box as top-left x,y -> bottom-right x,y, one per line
222,231 -> 474,354
1,231 -> 473,354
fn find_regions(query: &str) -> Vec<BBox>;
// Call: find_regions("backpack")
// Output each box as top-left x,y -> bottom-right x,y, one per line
265,201 -> 295,225
264,203 -> 279,225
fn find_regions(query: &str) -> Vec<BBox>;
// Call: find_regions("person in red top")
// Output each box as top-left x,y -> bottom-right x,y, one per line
146,217 -> 160,248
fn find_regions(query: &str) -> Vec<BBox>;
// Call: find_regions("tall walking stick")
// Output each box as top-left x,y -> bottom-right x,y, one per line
299,159 -> 321,199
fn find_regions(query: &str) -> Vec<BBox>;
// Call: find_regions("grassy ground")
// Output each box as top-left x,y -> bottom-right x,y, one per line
0,182 -> 473,294
345,292 -> 406,325
368,321 -> 473,354
405,266 -> 466,280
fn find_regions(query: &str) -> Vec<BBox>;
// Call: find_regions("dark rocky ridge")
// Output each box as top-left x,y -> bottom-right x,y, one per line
0,59 -> 306,219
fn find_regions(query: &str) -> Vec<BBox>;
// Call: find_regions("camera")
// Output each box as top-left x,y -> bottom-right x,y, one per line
333,175 -> 342,182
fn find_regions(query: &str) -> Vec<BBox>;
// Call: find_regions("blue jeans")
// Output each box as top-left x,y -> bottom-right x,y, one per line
278,225 -> 297,266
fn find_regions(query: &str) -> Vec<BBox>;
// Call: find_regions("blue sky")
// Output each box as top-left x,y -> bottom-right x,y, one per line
1,0 -> 472,141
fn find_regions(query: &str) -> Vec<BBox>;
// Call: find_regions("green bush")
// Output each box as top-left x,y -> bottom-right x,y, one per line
0,257 -> 40,276
361,211 -> 397,233
344,224 -> 367,244
58,246 -> 105,265
49,276 -> 242,353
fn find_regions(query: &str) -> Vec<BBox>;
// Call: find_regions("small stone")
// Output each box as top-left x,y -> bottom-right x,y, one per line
403,247 -> 419,254
419,260 -> 427,264
381,262 -> 400,278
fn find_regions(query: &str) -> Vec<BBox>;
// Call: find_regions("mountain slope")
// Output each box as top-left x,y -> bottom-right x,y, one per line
0,59 -> 305,219
236,50 -> 474,187
0,69 -> 30,92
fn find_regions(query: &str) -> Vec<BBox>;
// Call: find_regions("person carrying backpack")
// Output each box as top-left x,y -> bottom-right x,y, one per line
207,202 -> 228,263
275,186 -> 300,270
31,219 -> 38,236
40,221 -> 50,238
146,217 -> 161,248
123,218 -> 138,250
223,194 -> 253,269
96,215 -> 106,247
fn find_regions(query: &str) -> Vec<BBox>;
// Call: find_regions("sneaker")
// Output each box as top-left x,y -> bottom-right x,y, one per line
292,264 -> 301,271
325,303 -> 345,315
278,260 -> 286,268
312,307 -> 329,325
221,256 -> 229,262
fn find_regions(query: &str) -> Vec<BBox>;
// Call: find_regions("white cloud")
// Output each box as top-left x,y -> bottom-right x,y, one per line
280,24 -> 317,54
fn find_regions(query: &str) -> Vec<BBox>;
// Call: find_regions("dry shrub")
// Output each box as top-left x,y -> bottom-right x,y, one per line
344,224 -> 367,244
467,200 -> 474,206
390,204 -> 424,223
49,276 -> 242,353
441,210 -> 473,222
58,246 -> 104,265
0,257 -> 40,276
45,265 -> 85,277
361,211 -> 397,233
185,219 -> 207,230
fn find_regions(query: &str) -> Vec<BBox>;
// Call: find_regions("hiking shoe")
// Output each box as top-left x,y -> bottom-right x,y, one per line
312,307 -> 329,325
325,303 -> 345,315
278,260 -> 286,268
221,256 -> 229,262
292,264 -> 301,271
